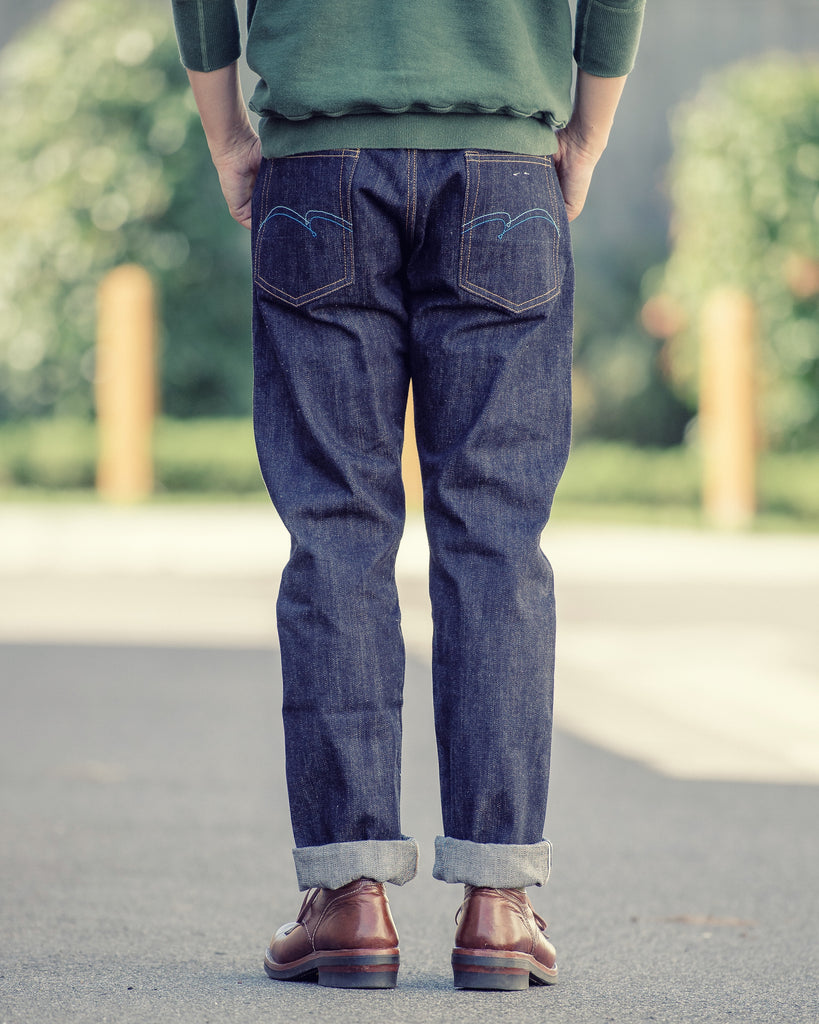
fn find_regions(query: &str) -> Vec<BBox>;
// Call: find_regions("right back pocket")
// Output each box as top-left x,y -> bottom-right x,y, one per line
459,151 -> 563,314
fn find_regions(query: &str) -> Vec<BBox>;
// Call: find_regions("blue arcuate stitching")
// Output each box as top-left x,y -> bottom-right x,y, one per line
260,205 -> 353,237
463,209 -> 560,241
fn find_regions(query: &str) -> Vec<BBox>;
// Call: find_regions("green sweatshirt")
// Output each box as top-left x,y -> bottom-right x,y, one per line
171,0 -> 645,157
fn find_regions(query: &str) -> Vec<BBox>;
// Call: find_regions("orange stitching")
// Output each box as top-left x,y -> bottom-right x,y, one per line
410,151 -> 418,246
460,153 -> 481,294
405,152 -> 412,235
405,150 -> 418,245
343,149 -> 358,289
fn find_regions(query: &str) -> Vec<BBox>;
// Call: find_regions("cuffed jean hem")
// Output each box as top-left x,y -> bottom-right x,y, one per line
292,837 -> 420,891
432,836 -> 552,888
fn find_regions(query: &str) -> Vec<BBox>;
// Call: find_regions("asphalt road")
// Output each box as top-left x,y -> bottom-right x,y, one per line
1,509 -> 818,1023
1,642 -> 817,1024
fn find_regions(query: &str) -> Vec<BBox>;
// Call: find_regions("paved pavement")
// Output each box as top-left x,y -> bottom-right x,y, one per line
2,504 -> 818,783
1,504 -> 818,1022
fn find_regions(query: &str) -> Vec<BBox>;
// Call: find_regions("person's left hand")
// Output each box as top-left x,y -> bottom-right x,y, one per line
212,131 -> 262,229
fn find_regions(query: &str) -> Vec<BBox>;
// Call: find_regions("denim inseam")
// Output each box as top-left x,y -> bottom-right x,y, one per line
251,148 -> 573,889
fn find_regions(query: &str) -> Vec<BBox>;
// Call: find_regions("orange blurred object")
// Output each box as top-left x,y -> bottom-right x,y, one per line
95,265 -> 157,503
699,289 -> 757,529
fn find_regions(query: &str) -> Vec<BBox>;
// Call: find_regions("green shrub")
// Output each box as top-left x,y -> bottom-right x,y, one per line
0,0 -> 251,422
0,417 -> 265,494
650,56 -> 819,450
558,442 -> 700,507
0,418 -> 96,488
1,421 -> 817,523
153,417 -> 263,493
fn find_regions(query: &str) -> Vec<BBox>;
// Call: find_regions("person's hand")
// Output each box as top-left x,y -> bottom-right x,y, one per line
553,70 -> 628,222
553,124 -> 602,223
211,131 -> 262,229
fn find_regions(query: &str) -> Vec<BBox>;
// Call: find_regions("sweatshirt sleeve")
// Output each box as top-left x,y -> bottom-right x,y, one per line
574,0 -> 646,77
171,0 -> 242,72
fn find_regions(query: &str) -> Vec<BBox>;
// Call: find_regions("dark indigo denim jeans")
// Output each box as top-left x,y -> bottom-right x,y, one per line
251,148 -> 573,890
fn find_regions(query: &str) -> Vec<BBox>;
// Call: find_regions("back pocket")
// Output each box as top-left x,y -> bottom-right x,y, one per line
459,152 -> 563,313
253,149 -> 359,307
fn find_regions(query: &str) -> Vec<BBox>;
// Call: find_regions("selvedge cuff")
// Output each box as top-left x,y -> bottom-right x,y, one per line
433,836 -> 552,888
293,837 -> 420,891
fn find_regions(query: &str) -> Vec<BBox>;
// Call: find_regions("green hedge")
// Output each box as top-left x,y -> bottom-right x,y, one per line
0,418 -> 263,494
0,419 -> 817,524
0,0 -> 251,422
650,56 -> 819,450
556,442 -> 819,525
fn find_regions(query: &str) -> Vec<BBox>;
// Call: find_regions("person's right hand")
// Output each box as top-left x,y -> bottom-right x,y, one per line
552,69 -> 629,222
553,125 -> 601,222
186,64 -> 262,230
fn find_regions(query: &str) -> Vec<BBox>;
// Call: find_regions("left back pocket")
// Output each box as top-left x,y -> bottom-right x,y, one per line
253,150 -> 359,308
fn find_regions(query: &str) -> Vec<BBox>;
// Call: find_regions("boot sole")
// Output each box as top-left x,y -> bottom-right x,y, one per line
452,948 -> 558,990
264,948 -> 400,989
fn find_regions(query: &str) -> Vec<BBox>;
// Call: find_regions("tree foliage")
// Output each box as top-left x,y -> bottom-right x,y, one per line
0,0 -> 251,420
651,56 -> 819,450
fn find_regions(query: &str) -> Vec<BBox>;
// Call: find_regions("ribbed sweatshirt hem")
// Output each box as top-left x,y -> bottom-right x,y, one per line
257,112 -> 559,159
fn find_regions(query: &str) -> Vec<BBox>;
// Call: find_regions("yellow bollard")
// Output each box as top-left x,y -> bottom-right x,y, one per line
95,264 -> 156,502
699,288 -> 757,529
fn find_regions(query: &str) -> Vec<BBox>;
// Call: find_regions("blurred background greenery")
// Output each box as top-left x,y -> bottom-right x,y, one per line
0,0 -> 816,522
0,0 -> 250,422
2,416 -> 818,528
648,57 -> 819,452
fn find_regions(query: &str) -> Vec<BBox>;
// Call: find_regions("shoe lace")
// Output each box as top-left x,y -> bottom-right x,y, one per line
453,886 -> 550,933
297,887 -> 319,922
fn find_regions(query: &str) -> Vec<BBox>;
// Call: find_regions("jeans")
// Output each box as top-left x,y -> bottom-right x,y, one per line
251,148 -> 573,890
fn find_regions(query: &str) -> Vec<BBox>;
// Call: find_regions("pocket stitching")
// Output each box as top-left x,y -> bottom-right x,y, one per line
459,153 -> 561,314
254,150 -> 358,308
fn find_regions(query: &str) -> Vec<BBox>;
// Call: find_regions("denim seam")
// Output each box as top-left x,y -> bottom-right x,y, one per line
406,149 -> 418,247
459,149 -> 478,306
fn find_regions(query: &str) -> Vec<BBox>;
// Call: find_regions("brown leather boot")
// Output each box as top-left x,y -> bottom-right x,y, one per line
452,885 -> 558,990
263,878 -> 400,988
